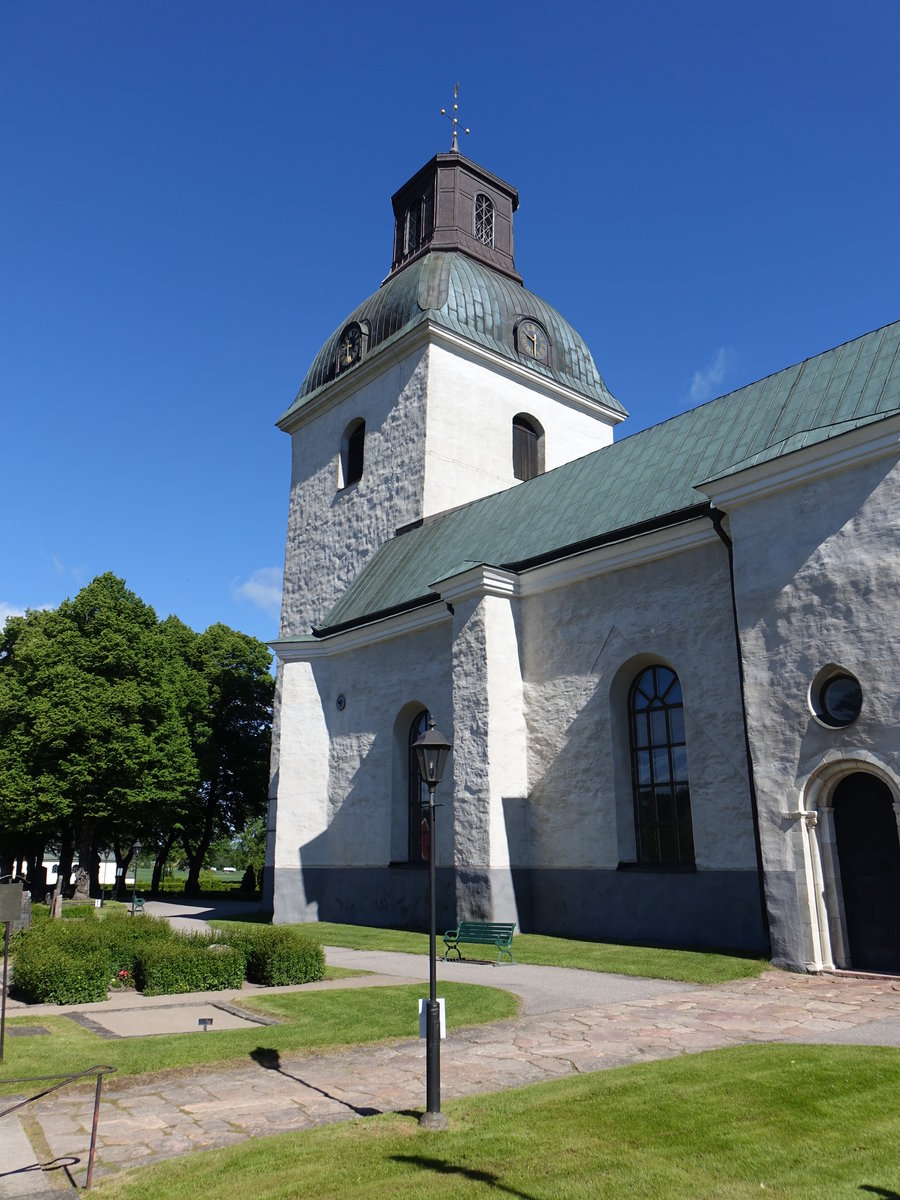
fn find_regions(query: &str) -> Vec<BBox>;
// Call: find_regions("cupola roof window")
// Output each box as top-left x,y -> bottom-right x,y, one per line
475,193 -> 494,248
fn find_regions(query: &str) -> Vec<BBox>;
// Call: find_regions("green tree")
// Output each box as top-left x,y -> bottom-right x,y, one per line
0,577 -> 273,901
176,623 -> 273,895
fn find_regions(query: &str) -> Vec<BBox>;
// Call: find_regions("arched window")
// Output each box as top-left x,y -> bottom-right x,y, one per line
340,418 -> 365,488
474,193 -> 494,247
408,709 -> 430,863
628,665 -> 694,865
512,414 -> 543,481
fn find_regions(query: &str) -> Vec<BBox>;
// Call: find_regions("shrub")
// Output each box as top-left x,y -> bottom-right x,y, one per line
99,911 -> 175,976
136,939 -> 246,996
61,904 -> 97,920
224,926 -> 325,987
12,943 -> 111,1004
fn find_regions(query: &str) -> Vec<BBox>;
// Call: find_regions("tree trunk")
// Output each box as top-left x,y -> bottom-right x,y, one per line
182,830 -> 214,896
57,828 -> 75,898
151,831 -> 177,895
113,844 -> 133,901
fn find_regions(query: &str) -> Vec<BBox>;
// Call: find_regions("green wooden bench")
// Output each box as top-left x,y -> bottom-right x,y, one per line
442,920 -> 516,965
131,895 -> 146,915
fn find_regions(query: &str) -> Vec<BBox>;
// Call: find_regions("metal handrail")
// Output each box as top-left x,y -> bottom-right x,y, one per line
1,1063 -> 117,1188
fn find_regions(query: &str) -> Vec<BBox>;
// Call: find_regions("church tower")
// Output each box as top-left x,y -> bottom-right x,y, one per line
276,149 -> 626,639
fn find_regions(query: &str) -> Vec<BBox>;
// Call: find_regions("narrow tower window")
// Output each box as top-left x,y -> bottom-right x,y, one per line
512,414 -> 543,481
628,665 -> 694,865
474,193 -> 494,247
340,418 -> 365,488
405,203 -> 421,256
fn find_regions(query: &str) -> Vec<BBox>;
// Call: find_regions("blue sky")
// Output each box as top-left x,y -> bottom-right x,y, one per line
2,2 -> 898,648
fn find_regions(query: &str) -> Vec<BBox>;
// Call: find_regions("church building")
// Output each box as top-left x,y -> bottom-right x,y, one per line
266,145 -> 900,974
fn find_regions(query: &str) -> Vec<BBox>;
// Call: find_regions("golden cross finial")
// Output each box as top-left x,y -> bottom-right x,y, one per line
441,83 -> 470,152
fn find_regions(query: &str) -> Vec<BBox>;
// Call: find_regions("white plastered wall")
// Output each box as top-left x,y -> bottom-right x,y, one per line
518,529 -> 756,873
716,448 -> 900,969
279,345 -> 430,637
422,339 -> 618,516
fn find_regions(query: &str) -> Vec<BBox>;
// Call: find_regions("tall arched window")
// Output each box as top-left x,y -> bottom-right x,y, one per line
512,414 -> 543,481
474,193 -> 494,247
340,418 -> 365,488
408,709 -> 430,863
628,665 -> 694,865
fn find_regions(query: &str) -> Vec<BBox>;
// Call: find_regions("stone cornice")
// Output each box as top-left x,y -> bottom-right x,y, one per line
270,601 -> 450,661
698,413 -> 900,509
278,319 -> 624,436
432,564 -> 520,604
516,518 -> 718,597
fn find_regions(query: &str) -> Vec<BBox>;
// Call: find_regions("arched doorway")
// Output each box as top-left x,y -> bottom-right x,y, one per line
833,772 -> 900,972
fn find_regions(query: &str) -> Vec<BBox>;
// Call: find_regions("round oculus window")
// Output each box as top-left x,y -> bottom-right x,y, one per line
812,670 -> 862,728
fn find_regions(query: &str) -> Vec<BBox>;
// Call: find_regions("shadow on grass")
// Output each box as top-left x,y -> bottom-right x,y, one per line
859,1188 -> 900,1198
390,1156 -> 537,1198
249,1047 -> 379,1117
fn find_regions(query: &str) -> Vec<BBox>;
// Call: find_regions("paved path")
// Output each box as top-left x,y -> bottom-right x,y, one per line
2,952 -> 898,1197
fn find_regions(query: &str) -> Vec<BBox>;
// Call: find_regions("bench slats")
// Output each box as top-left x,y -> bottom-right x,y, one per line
442,920 -> 516,964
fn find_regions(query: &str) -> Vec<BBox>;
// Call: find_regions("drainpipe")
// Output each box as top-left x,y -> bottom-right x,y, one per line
709,507 -> 772,953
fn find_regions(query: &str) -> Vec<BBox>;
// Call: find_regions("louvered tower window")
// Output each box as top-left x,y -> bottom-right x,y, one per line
512,414 -> 543,481
341,419 -> 365,488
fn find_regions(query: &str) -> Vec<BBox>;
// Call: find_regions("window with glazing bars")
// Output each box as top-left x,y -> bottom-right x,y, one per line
474,193 -> 494,247
628,665 -> 694,864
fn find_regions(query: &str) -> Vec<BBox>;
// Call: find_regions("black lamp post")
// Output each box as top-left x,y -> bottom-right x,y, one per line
413,717 -> 453,1129
130,840 -> 142,916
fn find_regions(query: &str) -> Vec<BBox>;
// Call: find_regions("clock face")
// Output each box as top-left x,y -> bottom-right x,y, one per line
338,324 -> 362,370
517,319 -> 549,364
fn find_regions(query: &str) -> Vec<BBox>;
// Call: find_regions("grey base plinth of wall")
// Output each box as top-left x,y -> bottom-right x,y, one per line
273,865 -> 769,955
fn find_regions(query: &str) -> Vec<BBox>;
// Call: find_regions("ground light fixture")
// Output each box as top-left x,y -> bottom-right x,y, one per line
412,718 -> 453,1129
130,840 -> 142,916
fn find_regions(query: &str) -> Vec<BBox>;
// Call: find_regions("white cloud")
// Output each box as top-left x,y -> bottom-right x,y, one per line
0,601 -> 54,627
231,567 -> 283,616
688,346 -> 737,405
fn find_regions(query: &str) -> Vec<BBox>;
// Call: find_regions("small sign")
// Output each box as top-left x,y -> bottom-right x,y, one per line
198,1017 -> 214,1032
418,997 -> 446,1040
0,882 -> 23,923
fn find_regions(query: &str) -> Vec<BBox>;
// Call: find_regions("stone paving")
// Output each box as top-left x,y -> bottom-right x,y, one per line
2,963 -> 898,1195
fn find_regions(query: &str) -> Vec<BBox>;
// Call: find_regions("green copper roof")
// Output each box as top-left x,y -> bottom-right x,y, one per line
318,319 -> 900,634
280,251 -> 623,422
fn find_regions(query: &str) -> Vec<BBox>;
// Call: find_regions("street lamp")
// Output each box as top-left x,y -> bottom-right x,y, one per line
130,840 -> 142,916
101,848 -> 111,907
413,717 -> 453,1129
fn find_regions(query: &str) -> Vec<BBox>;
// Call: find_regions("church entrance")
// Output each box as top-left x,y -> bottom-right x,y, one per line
833,772 -> 900,972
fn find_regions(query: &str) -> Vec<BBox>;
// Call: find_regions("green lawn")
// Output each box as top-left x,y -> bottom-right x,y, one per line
92,1043 -> 900,1199
211,919 -> 768,984
0,982 -> 516,1085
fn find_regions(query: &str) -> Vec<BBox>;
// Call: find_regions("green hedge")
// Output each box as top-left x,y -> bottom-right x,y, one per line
10,908 -> 319,1003
224,927 -> 325,986
135,939 -> 246,996
12,943 -> 111,1004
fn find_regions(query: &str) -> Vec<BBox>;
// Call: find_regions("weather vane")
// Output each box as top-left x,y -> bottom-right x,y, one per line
441,83 -> 470,152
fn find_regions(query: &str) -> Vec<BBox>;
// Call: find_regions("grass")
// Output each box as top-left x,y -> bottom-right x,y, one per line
91,1043 -> 900,1199
211,918 -> 769,984
0,981 -> 516,1086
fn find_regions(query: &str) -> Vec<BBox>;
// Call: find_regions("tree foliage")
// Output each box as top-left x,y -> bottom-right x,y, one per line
0,574 -> 273,896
